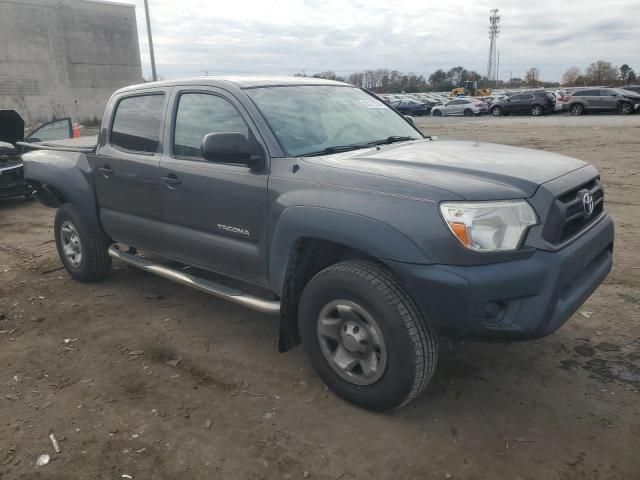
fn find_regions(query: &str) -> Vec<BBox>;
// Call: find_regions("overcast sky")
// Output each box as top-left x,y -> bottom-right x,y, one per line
118,0 -> 640,82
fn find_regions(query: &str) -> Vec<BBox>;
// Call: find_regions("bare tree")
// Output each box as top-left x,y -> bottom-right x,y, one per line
347,72 -> 364,88
446,66 -> 468,86
585,60 -> 617,86
562,67 -> 581,86
524,67 -> 540,87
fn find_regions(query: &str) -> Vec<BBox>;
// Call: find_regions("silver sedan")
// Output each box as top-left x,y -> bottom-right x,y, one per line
431,98 -> 489,117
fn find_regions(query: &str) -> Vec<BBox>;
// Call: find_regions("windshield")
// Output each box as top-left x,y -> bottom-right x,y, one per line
246,86 -> 421,157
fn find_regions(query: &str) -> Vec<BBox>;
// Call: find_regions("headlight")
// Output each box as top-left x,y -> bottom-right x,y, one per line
440,200 -> 537,252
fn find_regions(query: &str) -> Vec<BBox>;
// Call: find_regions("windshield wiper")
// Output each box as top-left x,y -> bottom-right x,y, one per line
299,144 -> 372,157
300,136 -> 417,157
365,136 -> 417,146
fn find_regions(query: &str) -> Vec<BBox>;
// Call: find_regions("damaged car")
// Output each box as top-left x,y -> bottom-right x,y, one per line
0,110 -> 73,199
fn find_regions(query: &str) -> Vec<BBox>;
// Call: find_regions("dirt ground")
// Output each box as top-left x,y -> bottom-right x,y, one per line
1,114 -> 639,480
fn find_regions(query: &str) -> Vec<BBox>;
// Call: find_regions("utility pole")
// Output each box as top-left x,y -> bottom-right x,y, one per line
497,50 -> 500,84
486,9 -> 500,86
143,0 -> 157,81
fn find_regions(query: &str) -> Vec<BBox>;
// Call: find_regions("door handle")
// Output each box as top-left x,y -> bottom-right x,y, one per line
162,173 -> 182,188
99,165 -> 113,177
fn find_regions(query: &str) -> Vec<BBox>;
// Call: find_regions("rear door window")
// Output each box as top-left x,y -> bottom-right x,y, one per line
111,94 -> 165,153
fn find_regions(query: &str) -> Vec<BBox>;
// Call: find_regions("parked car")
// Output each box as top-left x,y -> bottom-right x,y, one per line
564,88 -> 640,115
621,85 -> 640,96
391,99 -> 431,116
431,98 -> 488,116
490,91 -> 555,117
22,76 -> 613,411
0,110 -> 73,199
551,90 -> 569,112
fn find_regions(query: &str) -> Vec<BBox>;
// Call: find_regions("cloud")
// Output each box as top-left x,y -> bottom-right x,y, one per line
116,0 -> 640,82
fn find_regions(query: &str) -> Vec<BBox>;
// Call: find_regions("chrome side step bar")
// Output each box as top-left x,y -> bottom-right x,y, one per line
107,245 -> 281,315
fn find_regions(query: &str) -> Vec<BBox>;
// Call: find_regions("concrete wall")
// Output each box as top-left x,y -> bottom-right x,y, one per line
0,0 -> 142,128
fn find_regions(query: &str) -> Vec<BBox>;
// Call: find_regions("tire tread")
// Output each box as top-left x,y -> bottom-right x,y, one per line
54,204 -> 111,282
320,260 -> 438,409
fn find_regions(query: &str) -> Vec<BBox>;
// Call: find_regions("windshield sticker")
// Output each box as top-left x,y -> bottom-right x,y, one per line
358,99 -> 387,109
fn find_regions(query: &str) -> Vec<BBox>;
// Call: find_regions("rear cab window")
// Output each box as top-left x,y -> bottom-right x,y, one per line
110,94 -> 165,153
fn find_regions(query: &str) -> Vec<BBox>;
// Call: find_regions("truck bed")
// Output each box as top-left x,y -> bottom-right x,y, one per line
17,135 -> 98,153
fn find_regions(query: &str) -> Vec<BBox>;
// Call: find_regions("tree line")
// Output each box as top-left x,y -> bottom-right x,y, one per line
562,61 -> 636,87
295,60 -> 637,92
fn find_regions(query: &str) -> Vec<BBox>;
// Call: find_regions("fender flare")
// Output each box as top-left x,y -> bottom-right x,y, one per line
269,206 -> 430,296
23,149 -> 107,240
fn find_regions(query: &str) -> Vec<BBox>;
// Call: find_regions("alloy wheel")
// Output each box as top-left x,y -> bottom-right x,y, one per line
60,220 -> 83,268
316,299 -> 387,386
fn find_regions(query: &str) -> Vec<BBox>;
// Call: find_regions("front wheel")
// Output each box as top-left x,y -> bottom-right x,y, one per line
491,106 -> 503,117
54,204 -> 112,282
570,103 -> 584,116
298,260 -> 438,411
432,109 -> 442,116
530,105 -> 543,116
619,102 -> 633,115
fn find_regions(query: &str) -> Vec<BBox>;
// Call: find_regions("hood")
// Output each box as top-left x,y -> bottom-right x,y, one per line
620,90 -> 640,99
304,139 -> 587,200
0,110 -> 25,145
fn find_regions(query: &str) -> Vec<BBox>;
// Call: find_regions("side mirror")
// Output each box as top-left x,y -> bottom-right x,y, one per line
404,115 -> 415,125
201,132 -> 263,168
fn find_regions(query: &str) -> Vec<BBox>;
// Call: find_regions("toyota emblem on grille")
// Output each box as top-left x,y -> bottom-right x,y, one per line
582,192 -> 595,216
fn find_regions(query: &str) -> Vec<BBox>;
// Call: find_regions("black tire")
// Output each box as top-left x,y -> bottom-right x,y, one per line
570,103 -> 584,116
491,106 -> 503,117
298,260 -> 438,411
530,104 -> 543,116
432,109 -> 442,116
463,109 -> 474,117
54,203 -> 111,282
619,102 -> 633,115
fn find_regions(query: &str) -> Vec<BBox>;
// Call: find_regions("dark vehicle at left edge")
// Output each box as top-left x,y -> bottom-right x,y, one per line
0,110 -> 74,199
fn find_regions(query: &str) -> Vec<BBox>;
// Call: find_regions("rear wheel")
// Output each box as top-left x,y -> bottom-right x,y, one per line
619,102 -> 633,115
570,103 -> 584,116
463,109 -> 474,117
530,104 -> 543,116
298,260 -> 438,411
491,106 -> 503,117
54,204 -> 111,282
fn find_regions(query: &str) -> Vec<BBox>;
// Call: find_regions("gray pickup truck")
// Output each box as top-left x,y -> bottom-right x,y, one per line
22,77 -> 614,411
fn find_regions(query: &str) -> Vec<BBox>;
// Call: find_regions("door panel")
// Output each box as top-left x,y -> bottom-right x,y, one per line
159,89 -> 269,286
94,91 -> 169,252
598,90 -> 618,111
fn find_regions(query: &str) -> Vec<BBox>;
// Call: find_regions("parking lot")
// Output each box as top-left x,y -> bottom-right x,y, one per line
1,114 -> 638,479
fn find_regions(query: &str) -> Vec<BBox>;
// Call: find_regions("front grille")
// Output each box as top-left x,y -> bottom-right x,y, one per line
543,177 -> 604,244
0,166 -> 23,187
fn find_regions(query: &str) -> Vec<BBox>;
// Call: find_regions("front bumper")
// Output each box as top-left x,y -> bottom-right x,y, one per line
388,213 -> 614,340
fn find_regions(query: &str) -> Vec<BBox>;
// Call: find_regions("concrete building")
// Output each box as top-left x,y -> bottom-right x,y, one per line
0,0 -> 142,127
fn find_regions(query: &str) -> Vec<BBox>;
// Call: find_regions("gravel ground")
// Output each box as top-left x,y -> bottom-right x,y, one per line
1,114 -> 639,479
